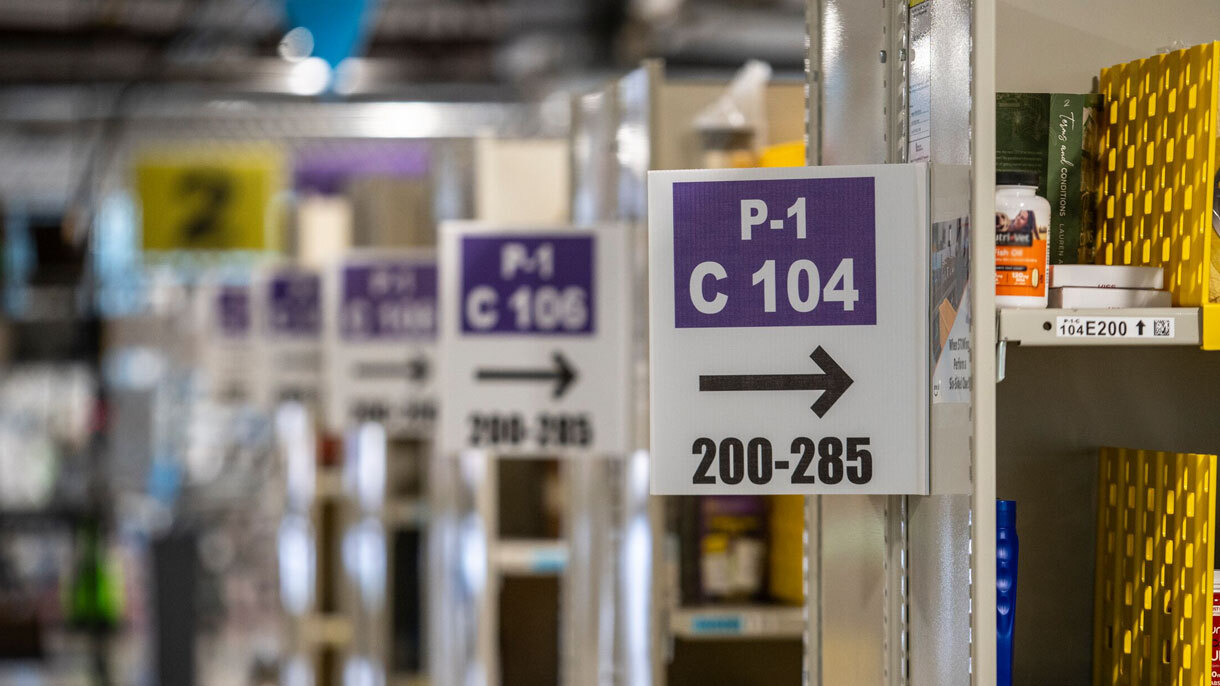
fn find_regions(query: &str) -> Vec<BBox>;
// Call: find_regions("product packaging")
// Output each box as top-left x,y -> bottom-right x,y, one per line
1049,264 -> 1164,290
997,500 -> 1018,686
1048,287 -> 1172,309
699,496 -> 767,602
996,171 -> 1051,308
1213,569 -> 1220,686
694,60 -> 772,169
1210,165 -> 1220,303
996,93 -> 1101,265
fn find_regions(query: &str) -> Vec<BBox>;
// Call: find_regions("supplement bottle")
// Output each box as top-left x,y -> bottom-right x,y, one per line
995,171 -> 1051,308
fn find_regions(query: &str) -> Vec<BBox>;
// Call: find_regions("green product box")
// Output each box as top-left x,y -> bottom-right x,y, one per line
996,92 -> 1101,264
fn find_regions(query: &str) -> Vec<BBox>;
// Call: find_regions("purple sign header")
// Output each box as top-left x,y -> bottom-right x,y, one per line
460,235 -> 595,335
341,260 -> 437,341
294,143 -> 430,195
672,177 -> 877,328
268,272 -> 321,336
216,286 -> 250,338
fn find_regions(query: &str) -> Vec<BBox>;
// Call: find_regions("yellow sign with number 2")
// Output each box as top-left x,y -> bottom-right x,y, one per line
136,149 -> 283,251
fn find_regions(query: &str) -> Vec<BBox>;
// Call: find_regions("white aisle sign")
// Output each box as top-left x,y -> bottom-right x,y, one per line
648,164 -> 930,494
195,276 -> 256,405
323,251 -> 438,437
439,222 -> 631,456
253,265 -> 323,412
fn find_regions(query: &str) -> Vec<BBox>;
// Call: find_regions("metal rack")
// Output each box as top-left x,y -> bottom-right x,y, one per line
987,3 -> 1220,685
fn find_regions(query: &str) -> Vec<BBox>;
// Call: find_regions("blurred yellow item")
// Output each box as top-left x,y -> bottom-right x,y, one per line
768,494 -> 805,604
136,147 -> 283,251
758,141 -> 806,168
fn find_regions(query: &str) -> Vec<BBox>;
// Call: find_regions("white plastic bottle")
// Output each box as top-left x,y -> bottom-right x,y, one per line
995,171 -> 1051,308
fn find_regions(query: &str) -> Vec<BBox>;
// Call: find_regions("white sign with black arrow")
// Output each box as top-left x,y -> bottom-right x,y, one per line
438,222 -> 632,457
322,249 -> 439,438
648,164 -> 932,495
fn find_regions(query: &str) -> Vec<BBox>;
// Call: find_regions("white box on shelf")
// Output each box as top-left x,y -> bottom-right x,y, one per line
1048,287 -> 1172,309
1048,264 -> 1164,290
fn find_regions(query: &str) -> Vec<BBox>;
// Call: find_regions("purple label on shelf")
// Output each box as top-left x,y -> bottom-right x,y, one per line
216,286 -> 250,338
460,235 -> 595,335
672,177 -> 877,328
268,272 -> 321,336
340,260 -> 437,340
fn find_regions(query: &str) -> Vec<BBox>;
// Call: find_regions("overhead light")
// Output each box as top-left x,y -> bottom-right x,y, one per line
278,26 -> 315,63
332,58 -> 364,96
287,56 -> 332,96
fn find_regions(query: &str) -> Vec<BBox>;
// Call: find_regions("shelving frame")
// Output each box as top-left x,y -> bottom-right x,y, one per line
803,0 -> 995,684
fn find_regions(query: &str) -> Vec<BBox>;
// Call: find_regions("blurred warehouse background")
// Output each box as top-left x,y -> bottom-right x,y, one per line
0,2 -> 807,686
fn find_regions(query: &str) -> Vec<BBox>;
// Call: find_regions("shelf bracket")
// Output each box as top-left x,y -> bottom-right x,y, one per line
996,339 -> 1007,383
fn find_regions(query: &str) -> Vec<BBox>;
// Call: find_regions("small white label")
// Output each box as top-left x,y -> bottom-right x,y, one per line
1054,316 -> 1175,339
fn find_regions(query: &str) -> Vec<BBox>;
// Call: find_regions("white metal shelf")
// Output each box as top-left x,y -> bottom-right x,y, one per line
668,605 -> 805,640
493,538 -> 568,575
998,307 -> 1200,346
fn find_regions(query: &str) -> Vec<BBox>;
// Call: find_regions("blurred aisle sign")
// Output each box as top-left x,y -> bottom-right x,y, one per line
324,251 -> 437,437
195,276 -> 256,405
253,265 -> 322,411
136,149 -> 282,251
648,165 -> 930,495
438,223 -> 631,456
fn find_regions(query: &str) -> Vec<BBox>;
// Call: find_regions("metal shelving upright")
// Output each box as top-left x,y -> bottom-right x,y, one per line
804,0 -> 995,683
570,60 -> 811,686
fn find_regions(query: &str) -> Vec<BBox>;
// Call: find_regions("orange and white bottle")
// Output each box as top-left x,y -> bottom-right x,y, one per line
995,171 -> 1051,308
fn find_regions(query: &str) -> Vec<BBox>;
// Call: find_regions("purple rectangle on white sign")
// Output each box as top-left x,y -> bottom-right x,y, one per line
672,177 -> 877,328
269,272 -> 321,336
460,235 -> 595,335
216,286 -> 250,337
340,261 -> 437,341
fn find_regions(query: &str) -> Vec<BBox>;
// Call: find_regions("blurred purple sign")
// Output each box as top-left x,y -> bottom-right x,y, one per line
216,285 -> 251,337
268,272 -> 321,336
340,260 -> 437,341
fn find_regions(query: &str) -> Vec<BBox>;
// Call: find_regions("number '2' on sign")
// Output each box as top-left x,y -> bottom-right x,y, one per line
672,177 -> 878,328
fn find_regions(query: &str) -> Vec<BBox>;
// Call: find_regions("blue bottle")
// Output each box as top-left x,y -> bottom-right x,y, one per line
997,500 -> 1018,686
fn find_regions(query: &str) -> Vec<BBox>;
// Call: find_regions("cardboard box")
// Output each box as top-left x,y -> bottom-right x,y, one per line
997,93 -> 1101,265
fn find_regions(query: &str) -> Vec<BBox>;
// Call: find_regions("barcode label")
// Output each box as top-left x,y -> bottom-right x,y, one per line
1055,316 -> 1175,339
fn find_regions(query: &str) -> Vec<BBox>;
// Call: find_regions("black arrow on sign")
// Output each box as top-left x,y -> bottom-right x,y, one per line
476,351 -> 577,399
1136,320 -> 1146,335
353,355 -> 430,382
698,346 -> 853,418
408,356 -> 429,382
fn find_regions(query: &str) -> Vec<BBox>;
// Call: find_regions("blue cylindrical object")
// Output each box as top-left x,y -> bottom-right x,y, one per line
997,500 -> 1018,686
